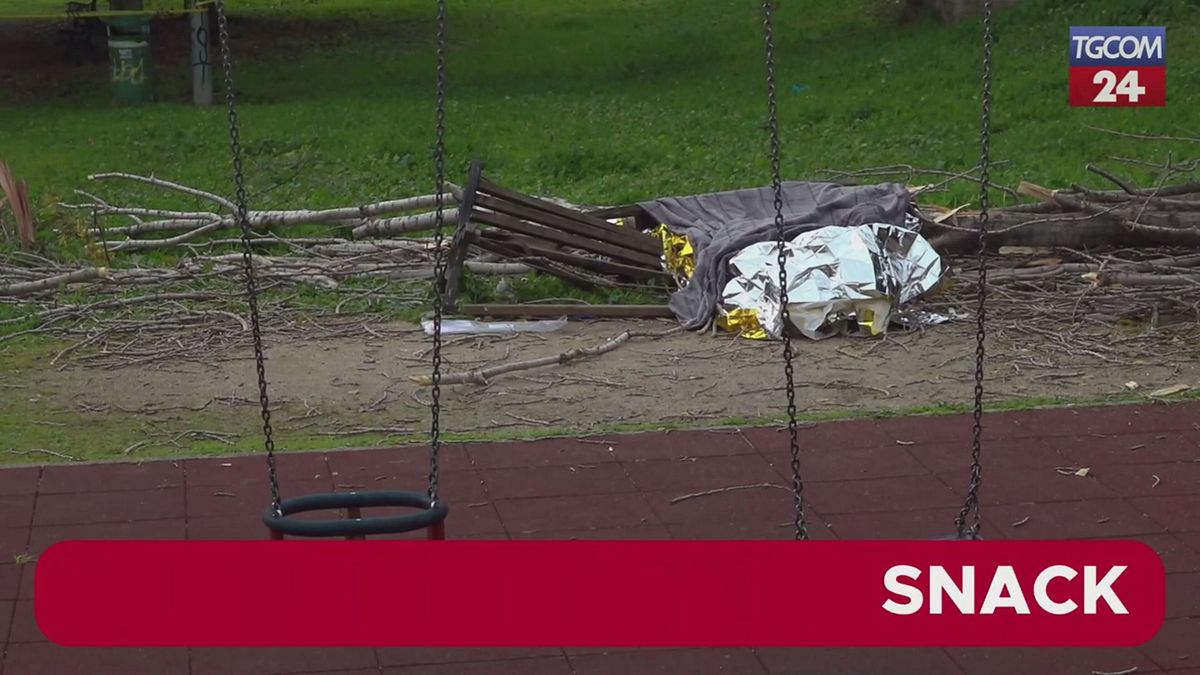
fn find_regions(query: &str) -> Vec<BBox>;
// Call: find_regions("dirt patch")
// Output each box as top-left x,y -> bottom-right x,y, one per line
3,317 -> 1197,462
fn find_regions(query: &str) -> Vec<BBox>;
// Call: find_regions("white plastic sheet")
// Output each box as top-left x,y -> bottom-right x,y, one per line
421,317 -> 568,336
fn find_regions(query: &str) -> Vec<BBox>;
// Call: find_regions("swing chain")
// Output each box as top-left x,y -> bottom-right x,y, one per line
955,0 -> 994,540
213,0 -> 281,516
761,0 -> 807,541
427,0 -> 449,507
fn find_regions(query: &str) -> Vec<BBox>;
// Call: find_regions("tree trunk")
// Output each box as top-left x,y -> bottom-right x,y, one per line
924,208 -> 1200,253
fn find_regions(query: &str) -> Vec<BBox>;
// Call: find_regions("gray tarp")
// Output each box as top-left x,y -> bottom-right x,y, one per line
637,181 -> 913,330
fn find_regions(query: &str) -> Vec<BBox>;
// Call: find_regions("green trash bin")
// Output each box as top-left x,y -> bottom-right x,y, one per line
107,17 -> 151,104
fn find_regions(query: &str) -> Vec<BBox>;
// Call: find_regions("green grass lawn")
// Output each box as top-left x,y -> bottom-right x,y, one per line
2,0 -> 1199,462
3,0 -> 1197,235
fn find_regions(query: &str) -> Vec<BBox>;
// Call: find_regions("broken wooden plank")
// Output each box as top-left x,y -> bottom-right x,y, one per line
477,177 -> 660,254
441,159 -> 484,310
460,304 -> 676,319
1017,181 -> 1058,203
466,232 -> 609,290
475,193 -> 661,256
476,229 -> 668,282
471,209 -> 663,269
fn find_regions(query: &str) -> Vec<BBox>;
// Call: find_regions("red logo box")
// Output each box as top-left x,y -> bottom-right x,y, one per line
1069,26 -> 1165,107
1069,66 -> 1165,107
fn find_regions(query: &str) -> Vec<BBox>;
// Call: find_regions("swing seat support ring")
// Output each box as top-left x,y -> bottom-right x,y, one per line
262,490 -> 449,539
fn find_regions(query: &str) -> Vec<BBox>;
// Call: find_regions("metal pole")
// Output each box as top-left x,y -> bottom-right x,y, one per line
187,0 -> 212,106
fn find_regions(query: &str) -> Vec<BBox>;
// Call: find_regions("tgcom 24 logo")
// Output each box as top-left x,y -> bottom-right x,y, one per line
1069,26 -> 1165,107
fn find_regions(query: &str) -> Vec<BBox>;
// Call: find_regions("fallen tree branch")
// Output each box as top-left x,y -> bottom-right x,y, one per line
1084,125 -> 1200,144
411,326 -> 684,386
89,172 -> 237,212
105,219 -> 225,252
352,209 -> 460,239
0,267 -> 108,296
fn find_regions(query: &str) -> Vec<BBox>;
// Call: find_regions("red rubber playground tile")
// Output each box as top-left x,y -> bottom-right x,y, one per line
1138,617 -> 1199,669
1088,533 -> 1200,574
0,565 -> 21,601
493,492 -> 660,534
32,487 -> 184,527
37,460 -> 182,495
183,452 -> 331,487
465,438 -> 620,469
1051,432 -> 1200,466
601,428 -> 755,461
189,647 -> 379,675
377,647 -> 565,667
0,467 -> 40,496
763,445 -> 929,483
985,499 -> 1164,539
944,647 -> 1162,675
622,454 -> 782,492
26,518 -> 186,558
741,419 -> 900,453
568,648 -> 767,675
802,474 -> 960,514
0,495 -> 34,530
7,599 -> 43,643
383,656 -> 575,674
1,643 -> 190,675
478,463 -> 637,500
0,527 -> 29,561
0,401 -> 1196,675
324,444 -> 474,476
757,647 -> 963,674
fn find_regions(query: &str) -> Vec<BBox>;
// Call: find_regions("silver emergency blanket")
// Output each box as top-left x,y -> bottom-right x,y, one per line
720,223 -> 943,340
638,181 -> 912,330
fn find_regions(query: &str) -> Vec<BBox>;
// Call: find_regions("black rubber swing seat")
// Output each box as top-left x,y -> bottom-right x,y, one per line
262,490 -> 449,538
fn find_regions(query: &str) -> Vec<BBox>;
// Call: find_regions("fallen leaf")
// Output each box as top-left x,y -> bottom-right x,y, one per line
1149,384 -> 1190,398
1124,381 -> 1140,391
1075,467 -> 1091,477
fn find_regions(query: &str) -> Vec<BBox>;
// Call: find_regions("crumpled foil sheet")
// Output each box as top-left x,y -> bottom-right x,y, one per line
719,223 -> 944,340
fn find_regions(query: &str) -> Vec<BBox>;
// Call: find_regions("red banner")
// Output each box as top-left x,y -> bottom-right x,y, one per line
35,540 -> 1163,647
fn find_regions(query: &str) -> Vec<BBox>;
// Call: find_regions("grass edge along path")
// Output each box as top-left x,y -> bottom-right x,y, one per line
2,390 -> 1197,469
